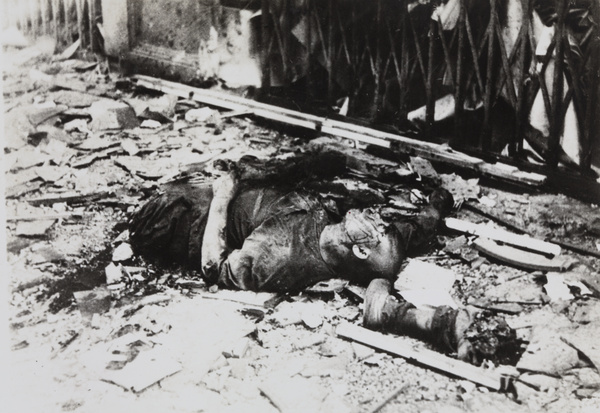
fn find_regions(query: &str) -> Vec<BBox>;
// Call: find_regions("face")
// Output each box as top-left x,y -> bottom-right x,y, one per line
332,208 -> 402,278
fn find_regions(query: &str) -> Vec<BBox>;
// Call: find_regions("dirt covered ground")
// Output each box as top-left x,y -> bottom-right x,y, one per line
3,39 -> 600,413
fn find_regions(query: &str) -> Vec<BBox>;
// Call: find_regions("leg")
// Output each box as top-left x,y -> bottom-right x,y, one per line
364,279 -> 473,359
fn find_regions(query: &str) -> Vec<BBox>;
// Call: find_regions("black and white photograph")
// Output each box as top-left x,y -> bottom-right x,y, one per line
2,0 -> 600,411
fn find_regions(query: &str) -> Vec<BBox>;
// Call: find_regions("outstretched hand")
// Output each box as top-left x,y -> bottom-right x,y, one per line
202,171 -> 239,282
212,171 -> 239,200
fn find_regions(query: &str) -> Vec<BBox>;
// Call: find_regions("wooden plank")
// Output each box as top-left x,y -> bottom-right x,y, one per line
25,191 -> 110,206
464,203 -> 600,259
6,212 -> 84,222
133,75 -> 546,189
336,323 -> 506,390
445,217 -> 561,257
473,238 -> 571,271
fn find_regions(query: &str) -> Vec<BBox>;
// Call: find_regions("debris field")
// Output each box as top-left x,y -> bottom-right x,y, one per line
3,39 -> 600,413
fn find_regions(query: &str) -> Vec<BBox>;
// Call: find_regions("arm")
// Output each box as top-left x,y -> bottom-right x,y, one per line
201,172 -> 238,280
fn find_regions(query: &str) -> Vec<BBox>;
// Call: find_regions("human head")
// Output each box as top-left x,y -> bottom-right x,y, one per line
319,208 -> 404,283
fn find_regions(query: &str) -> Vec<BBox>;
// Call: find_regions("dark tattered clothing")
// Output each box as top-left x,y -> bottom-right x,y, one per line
130,183 -> 444,293
130,185 -> 336,293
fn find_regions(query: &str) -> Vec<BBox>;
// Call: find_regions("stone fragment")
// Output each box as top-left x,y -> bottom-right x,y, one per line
89,100 -> 139,131
185,107 -> 219,123
112,243 -> 133,262
105,263 -> 124,284
140,119 -> 161,129
16,219 -> 56,236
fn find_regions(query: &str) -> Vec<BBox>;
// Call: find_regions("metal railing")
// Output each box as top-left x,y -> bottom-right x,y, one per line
259,0 -> 600,174
3,0 -> 101,52
6,0 -> 599,175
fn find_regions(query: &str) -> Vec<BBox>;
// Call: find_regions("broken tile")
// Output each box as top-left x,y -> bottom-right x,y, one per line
112,243 -> 133,262
51,89 -> 99,107
139,107 -> 172,124
185,107 -> 219,123
544,273 -> 573,302
63,118 -> 90,133
121,139 -> 140,156
36,124 -> 77,144
7,147 -> 52,171
35,165 -> 69,182
140,119 -> 162,129
6,169 -> 39,188
302,311 -> 323,329
16,219 -> 56,236
89,99 -> 140,131
74,61 -> 99,72
26,104 -> 68,126
76,134 -> 120,151
294,334 -> 327,350
102,347 -> 182,392
105,263 -> 124,284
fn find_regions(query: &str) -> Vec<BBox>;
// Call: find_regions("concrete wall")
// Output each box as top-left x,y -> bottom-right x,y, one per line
101,0 -> 129,57
103,0 -> 261,86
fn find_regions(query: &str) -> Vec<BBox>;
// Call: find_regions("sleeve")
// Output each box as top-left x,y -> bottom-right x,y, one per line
205,214 -> 291,291
215,249 -> 259,290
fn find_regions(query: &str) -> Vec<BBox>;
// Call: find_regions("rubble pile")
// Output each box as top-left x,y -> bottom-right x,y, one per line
4,39 -> 600,413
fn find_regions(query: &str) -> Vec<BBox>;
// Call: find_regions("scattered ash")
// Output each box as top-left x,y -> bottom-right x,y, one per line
42,244 -> 115,313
